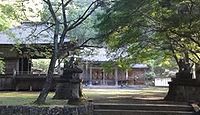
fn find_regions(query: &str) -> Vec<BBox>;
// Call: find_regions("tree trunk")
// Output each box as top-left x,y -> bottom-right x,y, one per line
34,19 -> 59,104
34,54 -> 57,104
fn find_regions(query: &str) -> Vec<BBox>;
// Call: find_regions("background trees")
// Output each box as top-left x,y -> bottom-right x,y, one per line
0,3 -> 22,74
1,0 -> 104,104
2,0 -> 199,104
96,0 -> 200,71
33,0 -> 104,104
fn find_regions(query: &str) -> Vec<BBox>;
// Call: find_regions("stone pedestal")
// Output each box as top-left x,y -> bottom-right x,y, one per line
175,72 -> 192,79
53,79 -> 81,100
53,58 -> 83,103
165,78 -> 200,102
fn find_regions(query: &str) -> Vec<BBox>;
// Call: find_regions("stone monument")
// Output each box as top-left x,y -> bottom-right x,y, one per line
165,59 -> 200,102
53,57 -> 83,103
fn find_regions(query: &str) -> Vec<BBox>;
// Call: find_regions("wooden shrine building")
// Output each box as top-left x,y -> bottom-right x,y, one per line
0,22 -> 149,91
0,22 -> 61,90
79,48 -> 149,86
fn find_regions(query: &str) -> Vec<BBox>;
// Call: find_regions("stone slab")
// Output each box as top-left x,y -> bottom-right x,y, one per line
93,109 -> 194,115
94,103 -> 193,111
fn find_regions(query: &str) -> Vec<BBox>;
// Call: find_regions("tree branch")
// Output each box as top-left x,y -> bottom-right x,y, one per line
66,0 -> 99,31
46,0 -> 58,22
64,0 -> 72,7
79,45 -> 103,48
34,24 -> 54,37
61,0 -> 68,28
169,29 -> 200,47
166,34 -> 180,66
168,34 -> 200,63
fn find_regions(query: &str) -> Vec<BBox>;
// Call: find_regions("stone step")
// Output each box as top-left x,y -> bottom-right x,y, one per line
93,109 -> 194,115
94,103 -> 193,111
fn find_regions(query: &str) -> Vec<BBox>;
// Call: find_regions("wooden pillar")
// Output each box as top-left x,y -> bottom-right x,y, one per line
103,69 -> 106,85
115,68 -> 118,86
27,58 -> 30,74
16,59 -> 19,75
21,58 -> 23,74
89,67 -> 92,86
125,69 -> 129,85
125,69 -> 128,80
193,63 -> 196,79
85,61 -> 89,84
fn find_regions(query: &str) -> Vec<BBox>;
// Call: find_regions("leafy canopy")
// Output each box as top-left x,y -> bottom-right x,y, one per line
97,0 -> 200,67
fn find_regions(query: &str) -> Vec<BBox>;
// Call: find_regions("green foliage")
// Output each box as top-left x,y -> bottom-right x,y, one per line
0,58 -> 5,74
151,0 -> 200,63
144,58 -> 177,79
97,0 -> 166,62
97,0 -> 200,68
67,0 -> 98,40
101,58 -> 133,73
145,71 -> 156,80
0,2 -> 25,31
116,58 -> 131,71
101,61 -> 115,73
0,4 -> 13,31
32,59 -> 50,73
40,0 -> 99,44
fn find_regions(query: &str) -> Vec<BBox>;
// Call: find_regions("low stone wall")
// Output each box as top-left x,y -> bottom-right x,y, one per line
165,79 -> 200,102
0,103 -> 93,115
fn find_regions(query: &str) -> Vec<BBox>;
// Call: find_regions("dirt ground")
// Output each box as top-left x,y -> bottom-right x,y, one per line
83,86 -> 174,104
0,86 -> 188,105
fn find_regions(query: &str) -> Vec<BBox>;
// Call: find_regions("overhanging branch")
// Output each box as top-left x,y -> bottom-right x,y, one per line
66,0 -> 99,31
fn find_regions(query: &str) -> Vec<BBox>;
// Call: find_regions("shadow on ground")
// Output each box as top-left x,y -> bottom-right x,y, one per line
83,86 -> 188,105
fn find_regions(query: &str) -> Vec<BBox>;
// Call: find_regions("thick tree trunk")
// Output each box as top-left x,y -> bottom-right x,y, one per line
34,55 -> 57,104
34,18 -> 59,104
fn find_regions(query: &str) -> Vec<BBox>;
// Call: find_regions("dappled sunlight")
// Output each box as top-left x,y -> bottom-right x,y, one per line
133,97 -> 164,100
107,95 -> 132,99
0,87 -> 168,105
0,92 -> 55,105
84,87 -> 168,103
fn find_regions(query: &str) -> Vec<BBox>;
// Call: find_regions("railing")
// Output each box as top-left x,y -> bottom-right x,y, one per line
16,70 -> 46,75
0,72 -> 59,78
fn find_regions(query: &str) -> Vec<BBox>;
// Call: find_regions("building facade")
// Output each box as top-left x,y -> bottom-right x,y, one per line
79,61 -> 148,86
0,23 -> 149,91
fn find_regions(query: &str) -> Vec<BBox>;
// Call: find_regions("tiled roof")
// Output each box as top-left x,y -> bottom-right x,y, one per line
0,22 -> 69,44
80,48 -> 148,68
81,48 -> 110,61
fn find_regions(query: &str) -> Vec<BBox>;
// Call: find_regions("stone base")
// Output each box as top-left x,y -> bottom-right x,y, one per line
68,98 -> 87,105
165,79 -> 200,102
0,103 -> 93,115
175,72 -> 192,79
53,82 -> 80,100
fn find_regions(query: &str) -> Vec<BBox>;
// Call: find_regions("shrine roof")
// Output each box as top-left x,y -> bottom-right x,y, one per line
80,48 -> 148,69
0,22 -> 69,45
81,48 -> 110,62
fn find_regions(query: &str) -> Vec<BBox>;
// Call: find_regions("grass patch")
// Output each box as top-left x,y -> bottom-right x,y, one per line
0,87 -> 168,106
0,92 -> 69,106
